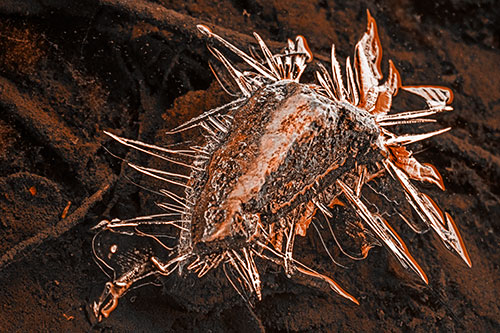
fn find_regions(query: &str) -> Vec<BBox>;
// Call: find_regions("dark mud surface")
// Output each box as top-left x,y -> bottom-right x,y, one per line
0,0 -> 499,332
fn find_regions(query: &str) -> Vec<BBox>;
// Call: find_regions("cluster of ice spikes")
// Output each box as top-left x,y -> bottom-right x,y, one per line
194,11 -> 471,276
92,10 -> 471,321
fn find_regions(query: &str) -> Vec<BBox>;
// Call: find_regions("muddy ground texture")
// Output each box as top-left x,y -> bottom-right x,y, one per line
0,0 -> 499,332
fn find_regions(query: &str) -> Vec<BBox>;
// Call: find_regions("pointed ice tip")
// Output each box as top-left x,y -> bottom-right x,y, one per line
197,24 -> 212,37
366,9 -> 376,30
328,278 -> 359,305
419,268 -> 429,285
445,213 -> 472,268
295,35 -> 313,62
402,244 -> 429,284
366,9 -> 372,20
465,257 -> 472,268
103,130 -> 125,144
91,219 -> 110,230
350,295 -> 360,306
103,130 -> 120,141
423,163 -> 446,191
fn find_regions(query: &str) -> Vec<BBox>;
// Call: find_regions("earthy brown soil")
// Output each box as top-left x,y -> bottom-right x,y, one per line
0,0 -> 499,332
